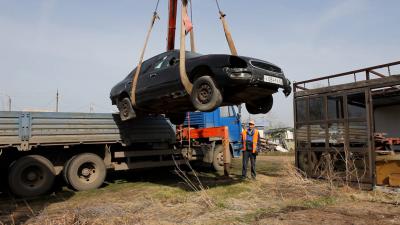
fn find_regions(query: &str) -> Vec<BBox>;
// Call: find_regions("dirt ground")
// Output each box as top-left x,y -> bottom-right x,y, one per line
1,154 -> 399,225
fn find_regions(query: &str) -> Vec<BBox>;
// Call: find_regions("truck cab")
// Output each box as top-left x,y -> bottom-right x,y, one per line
184,106 -> 242,157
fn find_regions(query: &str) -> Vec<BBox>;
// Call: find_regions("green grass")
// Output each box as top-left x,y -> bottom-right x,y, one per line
238,208 -> 268,223
210,183 -> 250,199
262,151 -> 295,156
152,186 -> 188,203
234,196 -> 337,223
299,196 -> 337,209
230,158 -> 286,177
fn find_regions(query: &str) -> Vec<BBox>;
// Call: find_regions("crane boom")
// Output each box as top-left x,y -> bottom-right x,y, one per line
167,0 -> 178,51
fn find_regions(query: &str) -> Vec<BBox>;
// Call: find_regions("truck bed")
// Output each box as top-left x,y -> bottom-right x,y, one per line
0,111 -> 175,151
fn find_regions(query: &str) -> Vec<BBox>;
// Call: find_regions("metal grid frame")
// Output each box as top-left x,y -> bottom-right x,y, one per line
293,61 -> 400,187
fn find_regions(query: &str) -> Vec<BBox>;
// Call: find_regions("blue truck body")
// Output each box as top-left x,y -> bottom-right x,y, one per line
185,106 -> 242,157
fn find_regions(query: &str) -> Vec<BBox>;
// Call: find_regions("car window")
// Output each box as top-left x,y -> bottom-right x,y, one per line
154,56 -> 169,70
220,106 -> 236,117
153,55 -> 176,70
139,53 -> 168,74
141,60 -> 152,73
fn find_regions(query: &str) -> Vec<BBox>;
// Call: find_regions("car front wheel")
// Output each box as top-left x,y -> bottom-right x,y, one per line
245,95 -> 273,114
191,76 -> 223,112
117,97 -> 136,121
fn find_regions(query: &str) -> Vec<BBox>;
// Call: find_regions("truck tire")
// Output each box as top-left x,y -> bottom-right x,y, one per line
191,76 -> 223,112
298,151 -> 317,173
118,97 -> 136,121
66,153 -> 106,191
212,144 -> 225,171
8,155 -> 56,197
62,155 -> 77,185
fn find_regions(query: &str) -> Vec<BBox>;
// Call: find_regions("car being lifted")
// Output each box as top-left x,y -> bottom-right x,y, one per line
110,50 -> 291,124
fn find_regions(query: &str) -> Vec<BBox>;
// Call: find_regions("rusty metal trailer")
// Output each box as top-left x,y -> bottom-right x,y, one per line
293,61 -> 400,188
0,111 -> 205,197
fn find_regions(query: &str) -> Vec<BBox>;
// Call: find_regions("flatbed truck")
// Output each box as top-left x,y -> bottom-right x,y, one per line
0,111 -> 230,197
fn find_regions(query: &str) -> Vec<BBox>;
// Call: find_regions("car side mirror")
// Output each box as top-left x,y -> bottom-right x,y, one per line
169,58 -> 179,66
236,112 -> 241,121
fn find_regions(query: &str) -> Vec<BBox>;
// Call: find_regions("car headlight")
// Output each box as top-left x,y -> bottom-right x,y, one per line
224,67 -> 252,79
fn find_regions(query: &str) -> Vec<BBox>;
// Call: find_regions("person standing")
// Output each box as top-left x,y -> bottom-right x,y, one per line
241,120 -> 260,180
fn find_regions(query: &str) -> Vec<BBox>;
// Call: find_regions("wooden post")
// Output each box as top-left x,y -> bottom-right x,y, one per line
223,126 -> 231,176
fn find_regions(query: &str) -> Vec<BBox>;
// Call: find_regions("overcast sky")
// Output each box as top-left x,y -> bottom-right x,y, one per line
0,0 -> 399,126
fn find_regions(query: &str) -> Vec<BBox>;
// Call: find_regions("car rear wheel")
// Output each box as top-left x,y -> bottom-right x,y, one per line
117,97 -> 136,121
245,95 -> 273,114
167,113 -> 186,125
191,76 -> 222,112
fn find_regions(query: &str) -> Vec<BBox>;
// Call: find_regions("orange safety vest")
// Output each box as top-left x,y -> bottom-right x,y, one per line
241,129 -> 259,153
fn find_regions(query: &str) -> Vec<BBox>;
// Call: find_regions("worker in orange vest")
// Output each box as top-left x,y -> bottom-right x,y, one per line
241,120 -> 260,180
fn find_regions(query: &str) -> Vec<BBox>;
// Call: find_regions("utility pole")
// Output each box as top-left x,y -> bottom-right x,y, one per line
90,103 -> 95,113
1,94 -> 11,111
56,89 -> 59,112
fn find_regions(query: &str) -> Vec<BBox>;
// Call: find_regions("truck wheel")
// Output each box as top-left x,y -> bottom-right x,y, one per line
246,95 -> 273,114
191,76 -> 223,112
62,155 -> 77,185
118,97 -> 136,121
66,153 -> 106,191
167,113 -> 186,125
8,155 -> 56,197
213,145 -> 225,171
298,151 -> 317,173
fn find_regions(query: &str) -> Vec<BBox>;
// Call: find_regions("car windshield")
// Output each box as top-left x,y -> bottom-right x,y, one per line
124,51 -> 202,79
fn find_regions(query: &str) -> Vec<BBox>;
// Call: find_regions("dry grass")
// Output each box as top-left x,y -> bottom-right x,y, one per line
2,155 -> 400,225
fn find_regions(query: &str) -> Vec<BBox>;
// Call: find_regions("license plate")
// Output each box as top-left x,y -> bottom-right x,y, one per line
264,75 -> 283,85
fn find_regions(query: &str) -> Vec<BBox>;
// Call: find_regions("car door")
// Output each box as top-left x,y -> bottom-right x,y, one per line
135,54 -> 163,107
139,52 -> 182,109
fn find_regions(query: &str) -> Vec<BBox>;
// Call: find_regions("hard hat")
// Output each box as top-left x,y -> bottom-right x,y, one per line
249,120 -> 255,125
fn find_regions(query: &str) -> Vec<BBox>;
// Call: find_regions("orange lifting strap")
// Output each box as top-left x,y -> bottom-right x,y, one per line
179,0 -> 194,95
130,1 -> 160,106
132,0 -> 238,105
216,0 -> 238,56
188,0 -> 196,52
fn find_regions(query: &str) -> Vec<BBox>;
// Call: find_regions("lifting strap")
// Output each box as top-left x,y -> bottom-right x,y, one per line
215,0 -> 238,56
188,0 -> 196,52
179,0 -> 194,95
130,1 -> 160,106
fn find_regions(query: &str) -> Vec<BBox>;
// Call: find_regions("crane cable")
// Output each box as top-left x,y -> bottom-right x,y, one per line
179,0 -> 193,96
215,0 -> 238,56
130,0 -> 160,106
